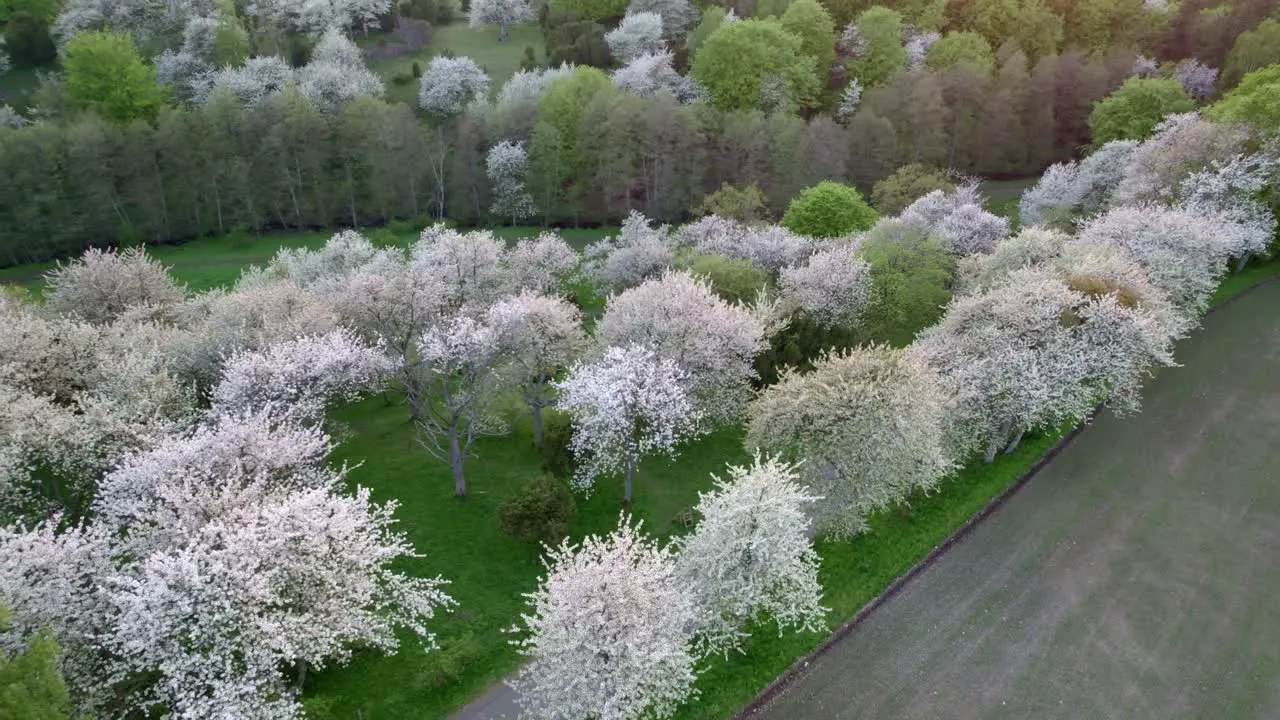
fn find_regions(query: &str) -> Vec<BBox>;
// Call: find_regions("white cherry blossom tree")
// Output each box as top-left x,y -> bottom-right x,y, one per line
779,243 -> 873,327
411,224 -> 511,312
746,345 -> 956,537
509,516 -> 699,720
487,140 -> 537,224
583,211 -> 676,291
43,247 -> 185,325
555,345 -> 701,502
1076,204 -> 1237,317
912,267 -> 1176,463
297,29 -> 385,111
414,315 -> 505,496
595,270 -> 767,425
210,328 -> 393,424
469,0 -> 531,41
605,12 -> 666,63
505,232 -> 579,295
487,292 -> 585,445
674,454 -> 826,657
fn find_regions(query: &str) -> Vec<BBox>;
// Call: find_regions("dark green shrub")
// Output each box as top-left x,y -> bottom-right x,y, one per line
500,474 -> 577,546
538,410 -> 576,478
870,164 -> 955,216
693,182 -> 769,223
4,11 -> 57,68
683,253 -> 769,304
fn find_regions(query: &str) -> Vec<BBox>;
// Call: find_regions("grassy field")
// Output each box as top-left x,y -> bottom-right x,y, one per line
751,277 -> 1280,719
979,177 -> 1040,225
368,22 -> 546,105
0,224 -> 613,291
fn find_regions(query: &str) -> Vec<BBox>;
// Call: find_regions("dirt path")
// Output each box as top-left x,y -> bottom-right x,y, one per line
749,283 -> 1280,720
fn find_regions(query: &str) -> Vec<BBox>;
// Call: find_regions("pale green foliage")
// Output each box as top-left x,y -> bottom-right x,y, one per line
746,344 -> 956,537
779,0 -> 836,77
845,6 -> 905,87
925,31 -> 993,73
781,181 -> 877,238
1207,64 -> 1280,135
691,18 -> 818,112
1088,77 -> 1195,146
870,164 -> 955,215
1223,19 -> 1280,86
63,30 -> 166,123
0,605 -> 72,720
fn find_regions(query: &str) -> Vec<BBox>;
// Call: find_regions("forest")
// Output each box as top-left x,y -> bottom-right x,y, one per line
1,0 -> 1280,264
3,0 -> 1280,718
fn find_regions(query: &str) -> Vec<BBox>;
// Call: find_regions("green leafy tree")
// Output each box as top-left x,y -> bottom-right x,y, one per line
1011,0 -> 1062,60
692,19 -> 818,112
0,606 -> 72,720
683,253 -> 770,304
925,31 -> 994,73
780,0 -> 836,78
63,31 -> 167,124
686,6 -> 727,59
846,7 -> 906,88
1206,64 -> 1280,135
854,221 -> 953,346
694,182 -> 769,223
1088,76 -> 1195,146
3,11 -> 56,68
870,164 -> 955,215
1223,19 -> 1280,87
781,181 -> 877,237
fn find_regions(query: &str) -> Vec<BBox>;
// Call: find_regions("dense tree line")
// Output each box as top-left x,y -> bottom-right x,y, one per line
0,46 -> 1135,266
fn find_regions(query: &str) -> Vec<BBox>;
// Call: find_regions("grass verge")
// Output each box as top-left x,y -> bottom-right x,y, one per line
370,23 -> 545,105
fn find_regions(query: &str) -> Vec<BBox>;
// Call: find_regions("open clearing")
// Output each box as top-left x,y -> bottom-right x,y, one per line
750,281 -> 1280,720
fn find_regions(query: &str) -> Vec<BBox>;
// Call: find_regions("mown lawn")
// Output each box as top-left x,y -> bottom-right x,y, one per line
0,224 -> 613,292
369,22 -> 546,105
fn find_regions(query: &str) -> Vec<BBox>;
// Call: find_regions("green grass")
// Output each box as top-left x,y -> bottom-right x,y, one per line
0,225 -> 614,292
305,405 -> 750,718
369,23 -> 546,105
980,176 -> 1040,223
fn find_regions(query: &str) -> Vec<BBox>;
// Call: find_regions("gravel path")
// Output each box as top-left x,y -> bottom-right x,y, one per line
747,282 -> 1280,720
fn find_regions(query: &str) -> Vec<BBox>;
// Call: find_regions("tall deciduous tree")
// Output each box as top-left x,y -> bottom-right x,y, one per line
746,344 -> 955,536
555,345 -> 701,502
779,243 -> 872,328
418,56 -> 490,216
605,11 -> 665,62
1088,77 -> 1195,146
510,516 -> 698,720
691,18 -> 818,112
414,315 -> 505,496
845,6 -> 905,87
488,292 -> 585,445
469,0 -> 530,40
486,139 -> 536,224
62,30 -> 166,124
674,455 -> 826,657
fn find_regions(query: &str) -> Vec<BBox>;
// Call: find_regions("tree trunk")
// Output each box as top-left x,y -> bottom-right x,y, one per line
624,457 -> 635,505
1003,426 -> 1026,455
1236,253 -> 1251,273
295,661 -> 307,692
985,417 -> 1014,463
450,427 -> 467,496
532,404 -> 543,447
